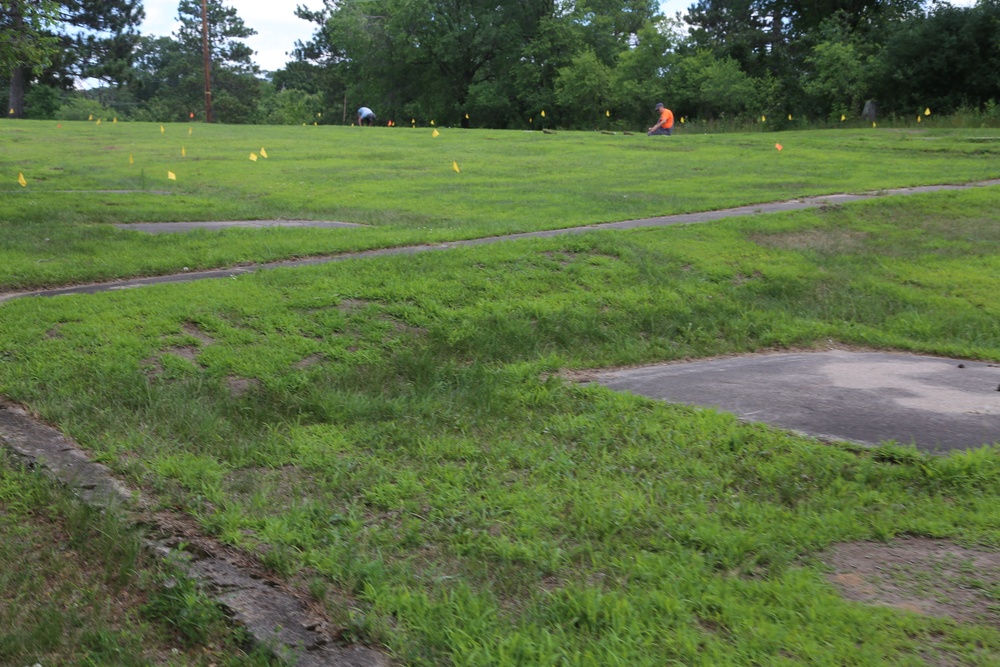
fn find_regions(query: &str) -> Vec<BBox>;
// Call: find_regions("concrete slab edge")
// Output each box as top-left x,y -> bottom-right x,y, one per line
2,178 -> 999,303
0,402 -> 390,667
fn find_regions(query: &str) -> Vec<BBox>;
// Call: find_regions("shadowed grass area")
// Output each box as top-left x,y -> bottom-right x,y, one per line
1,188 -> 998,665
1,120 -> 999,290
0,451 -> 275,667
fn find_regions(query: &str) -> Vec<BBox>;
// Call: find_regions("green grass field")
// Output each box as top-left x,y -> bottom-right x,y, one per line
1,120 -> 999,666
2,120 -> 999,290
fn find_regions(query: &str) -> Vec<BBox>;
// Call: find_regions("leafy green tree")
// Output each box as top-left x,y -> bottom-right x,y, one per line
871,0 -> 1000,114
2,0 -> 61,117
611,17 -> 684,126
801,39 -> 870,120
672,49 -> 773,120
258,82 -> 323,125
5,0 -> 144,118
130,0 -> 261,123
555,48 -> 614,126
567,0 -> 661,66
60,0 -> 145,85
684,0 -> 777,80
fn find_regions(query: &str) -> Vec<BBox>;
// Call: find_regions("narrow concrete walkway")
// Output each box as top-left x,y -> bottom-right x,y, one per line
3,178 -> 998,303
117,219 -> 365,233
594,351 -> 1000,452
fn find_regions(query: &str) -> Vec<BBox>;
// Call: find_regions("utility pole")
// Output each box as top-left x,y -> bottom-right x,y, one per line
201,0 -> 213,122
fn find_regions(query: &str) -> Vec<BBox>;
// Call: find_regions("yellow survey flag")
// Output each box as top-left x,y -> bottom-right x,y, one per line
541,110 -> 546,117
411,118 -> 415,125
788,114 -> 792,121
160,125 -> 165,134
89,114 -> 93,120
182,146 -> 186,157
249,152 -> 258,161
432,128 -> 440,138
96,118 -> 101,125
872,121 -> 877,128
924,107 -> 931,116
840,114 -> 845,121
18,172 -> 27,187
317,112 -> 322,117
8,108 -> 12,115
606,110 -> 610,117
113,117 -> 117,123
167,171 -> 176,180
918,116 -> 922,123
430,119 -> 435,125
465,113 -> 469,119
129,153 -> 134,165
260,147 -> 268,158
313,122 -> 318,126
188,126 -> 193,136
452,161 -> 460,173
761,115 -> 766,122
680,117 -> 685,123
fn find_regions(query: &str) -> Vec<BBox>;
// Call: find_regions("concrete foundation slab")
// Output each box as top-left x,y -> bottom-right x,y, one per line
594,351 -> 1000,452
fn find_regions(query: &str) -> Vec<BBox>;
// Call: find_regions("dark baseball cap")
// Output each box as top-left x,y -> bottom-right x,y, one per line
655,102 -> 664,109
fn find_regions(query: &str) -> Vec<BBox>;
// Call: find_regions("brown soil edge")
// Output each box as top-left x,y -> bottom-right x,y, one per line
2,178 -> 999,304
0,401 -> 390,667
820,538 -> 1000,627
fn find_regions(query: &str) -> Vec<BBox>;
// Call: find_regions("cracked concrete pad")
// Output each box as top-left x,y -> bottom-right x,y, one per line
594,351 -> 1000,452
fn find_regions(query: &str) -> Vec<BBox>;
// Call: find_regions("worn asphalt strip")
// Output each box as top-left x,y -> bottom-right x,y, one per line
0,402 -> 390,667
3,179 -> 999,303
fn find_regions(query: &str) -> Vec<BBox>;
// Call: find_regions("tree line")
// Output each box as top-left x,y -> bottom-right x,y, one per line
4,0 -> 1000,129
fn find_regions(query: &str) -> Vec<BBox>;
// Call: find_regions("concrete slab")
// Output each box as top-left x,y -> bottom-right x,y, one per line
5,179 -> 999,303
594,351 -> 1000,452
116,219 -> 364,233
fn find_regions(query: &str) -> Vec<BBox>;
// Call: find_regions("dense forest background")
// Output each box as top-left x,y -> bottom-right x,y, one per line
3,0 -> 1000,129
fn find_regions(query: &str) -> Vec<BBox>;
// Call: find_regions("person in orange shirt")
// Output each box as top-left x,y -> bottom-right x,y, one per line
648,102 -> 674,136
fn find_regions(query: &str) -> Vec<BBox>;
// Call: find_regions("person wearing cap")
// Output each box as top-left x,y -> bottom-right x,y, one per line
648,102 -> 674,136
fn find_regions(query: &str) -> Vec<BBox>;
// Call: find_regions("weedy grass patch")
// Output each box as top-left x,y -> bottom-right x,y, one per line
0,187 -> 998,665
0,451 -> 275,667
1,120 -> 999,289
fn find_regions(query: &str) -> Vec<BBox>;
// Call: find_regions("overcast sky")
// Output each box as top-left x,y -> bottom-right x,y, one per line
139,0 -> 693,72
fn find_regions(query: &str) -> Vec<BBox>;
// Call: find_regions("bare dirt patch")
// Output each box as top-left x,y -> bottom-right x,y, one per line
823,537 -> 1000,626
182,321 -> 215,346
226,376 -> 260,397
164,345 -> 200,363
295,353 -> 325,369
732,270 -> 763,286
338,298 -> 370,314
751,228 -> 869,253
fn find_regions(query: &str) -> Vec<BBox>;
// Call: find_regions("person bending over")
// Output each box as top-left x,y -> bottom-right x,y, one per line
357,107 -> 376,126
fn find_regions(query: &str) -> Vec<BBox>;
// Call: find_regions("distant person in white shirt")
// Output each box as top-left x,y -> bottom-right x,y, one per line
357,107 -> 376,126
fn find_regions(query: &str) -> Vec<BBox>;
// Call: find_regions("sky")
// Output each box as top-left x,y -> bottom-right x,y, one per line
139,0 -> 693,72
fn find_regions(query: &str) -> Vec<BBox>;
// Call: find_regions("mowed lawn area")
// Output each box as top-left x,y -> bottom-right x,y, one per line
1,121 -> 999,666
2,120 -> 999,289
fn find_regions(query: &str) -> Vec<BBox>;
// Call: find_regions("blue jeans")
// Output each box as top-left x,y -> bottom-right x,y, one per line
648,126 -> 673,136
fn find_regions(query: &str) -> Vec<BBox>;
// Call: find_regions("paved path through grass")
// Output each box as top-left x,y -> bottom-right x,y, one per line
6,178 -> 998,303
